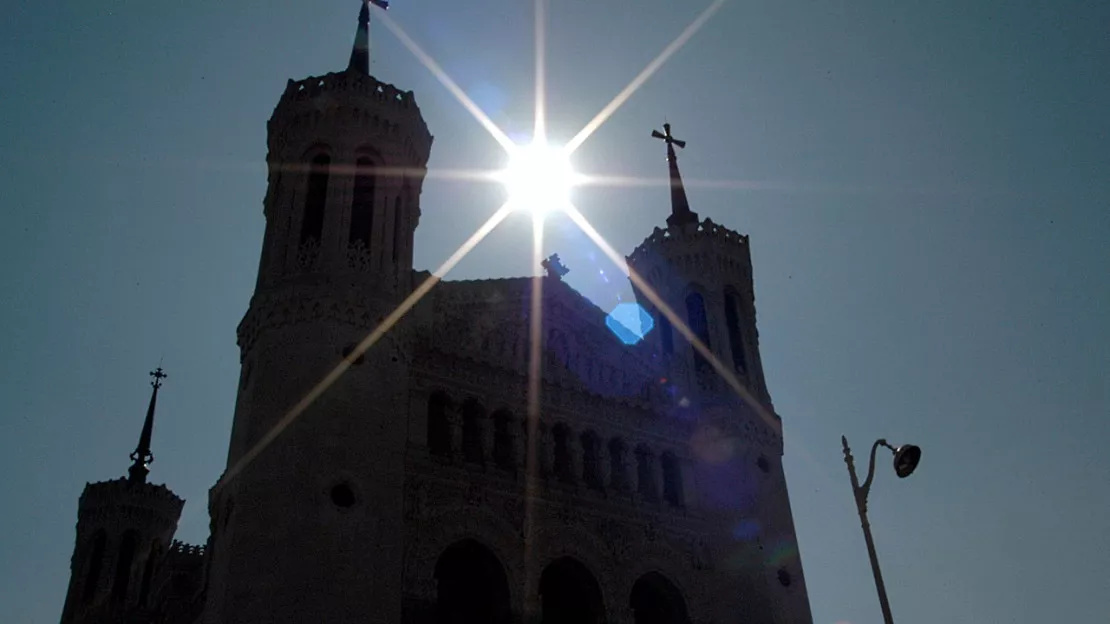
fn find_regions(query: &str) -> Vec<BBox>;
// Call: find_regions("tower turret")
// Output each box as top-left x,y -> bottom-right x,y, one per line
630,122 -> 770,407
203,5 -> 429,622
627,122 -> 813,623
60,369 -> 184,624
253,0 -> 431,295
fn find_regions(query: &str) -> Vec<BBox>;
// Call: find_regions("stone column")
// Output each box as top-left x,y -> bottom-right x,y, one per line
565,428 -> 580,486
537,422 -> 552,478
598,436 -> 611,492
609,442 -> 627,493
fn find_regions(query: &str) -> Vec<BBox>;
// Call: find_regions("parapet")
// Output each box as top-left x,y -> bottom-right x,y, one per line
78,477 -> 185,523
167,539 -> 206,561
267,69 -> 433,165
627,217 -> 750,266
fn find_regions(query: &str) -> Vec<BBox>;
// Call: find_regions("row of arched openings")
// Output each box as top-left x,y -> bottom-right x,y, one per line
657,289 -> 749,375
427,393 -> 685,507
298,153 -> 407,265
433,539 -> 689,624
81,530 -> 158,607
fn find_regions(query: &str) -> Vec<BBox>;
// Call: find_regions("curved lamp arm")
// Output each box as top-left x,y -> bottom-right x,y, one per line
843,437 -> 897,506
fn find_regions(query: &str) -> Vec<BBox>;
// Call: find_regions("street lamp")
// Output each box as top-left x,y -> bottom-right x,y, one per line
841,436 -> 922,624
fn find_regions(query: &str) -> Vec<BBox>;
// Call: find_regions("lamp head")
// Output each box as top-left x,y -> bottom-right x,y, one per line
892,444 -> 921,478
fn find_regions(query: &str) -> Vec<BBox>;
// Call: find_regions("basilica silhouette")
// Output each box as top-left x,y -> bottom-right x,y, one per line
60,3 -> 813,623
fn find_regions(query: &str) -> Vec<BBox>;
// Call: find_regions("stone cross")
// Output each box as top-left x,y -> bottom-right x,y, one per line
651,122 -> 686,158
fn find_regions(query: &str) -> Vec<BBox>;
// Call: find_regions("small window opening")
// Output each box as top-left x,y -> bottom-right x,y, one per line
724,290 -> 748,374
83,530 -> 107,604
685,291 -> 711,375
330,482 -> 356,508
349,157 -> 375,248
112,531 -> 138,603
300,154 -> 330,245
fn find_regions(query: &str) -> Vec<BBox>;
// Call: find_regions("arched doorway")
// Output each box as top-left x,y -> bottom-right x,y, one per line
630,572 -> 689,624
434,539 -> 511,624
539,557 -> 605,624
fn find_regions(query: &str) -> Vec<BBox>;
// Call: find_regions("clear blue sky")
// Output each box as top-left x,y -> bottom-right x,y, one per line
2,1 -> 1108,622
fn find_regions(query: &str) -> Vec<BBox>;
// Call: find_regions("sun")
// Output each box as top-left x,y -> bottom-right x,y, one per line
499,141 -> 577,216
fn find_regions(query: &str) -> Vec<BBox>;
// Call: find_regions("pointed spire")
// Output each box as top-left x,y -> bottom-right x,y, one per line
128,367 -> 167,484
651,122 -> 699,228
348,0 -> 389,74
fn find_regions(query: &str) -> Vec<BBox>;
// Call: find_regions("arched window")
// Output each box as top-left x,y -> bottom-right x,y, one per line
461,399 -> 485,464
435,540 -> 511,624
492,409 -> 515,470
82,530 -> 107,604
581,431 -> 603,490
658,313 -> 674,355
392,194 -> 403,265
630,572 -> 689,624
349,157 -> 375,248
112,530 -> 138,603
635,445 -> 657,501
427,392 -> 451,456
685,291 -> 711,374
661,452 -> 684,508
300,154 -> 330,245
139,541 -> 159,607
552,424 -> 574,483
608,438 -> 627,490
724,290 -> 747,374
539,557 -> 605,624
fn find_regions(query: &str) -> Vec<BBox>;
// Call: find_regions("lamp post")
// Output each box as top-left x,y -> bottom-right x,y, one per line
841,436 -> 922,624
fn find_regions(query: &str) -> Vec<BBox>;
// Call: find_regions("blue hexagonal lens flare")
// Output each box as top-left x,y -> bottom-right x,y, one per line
605,302 -> 654,345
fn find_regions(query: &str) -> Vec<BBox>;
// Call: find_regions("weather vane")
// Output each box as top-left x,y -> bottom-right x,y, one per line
150,367 -> 168,389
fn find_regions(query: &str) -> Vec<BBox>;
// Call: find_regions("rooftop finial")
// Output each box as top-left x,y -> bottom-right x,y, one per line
541,254 -> 570,280
348,0 -> 390,75
127,367 -> 167,484
651,121 -> 699,228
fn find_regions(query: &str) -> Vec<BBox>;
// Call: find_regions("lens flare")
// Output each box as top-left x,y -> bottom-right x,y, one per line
499,141 -> 578,217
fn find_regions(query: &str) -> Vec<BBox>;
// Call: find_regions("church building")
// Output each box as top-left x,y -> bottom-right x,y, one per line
59,3 -> 813,623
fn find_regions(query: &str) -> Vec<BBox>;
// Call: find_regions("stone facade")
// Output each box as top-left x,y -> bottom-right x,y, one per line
59,6 -> 812,624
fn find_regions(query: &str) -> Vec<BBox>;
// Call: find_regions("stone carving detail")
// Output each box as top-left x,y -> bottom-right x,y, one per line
295,238 -> 321,272
464,480 -> 489,508
346,240 -> 373,272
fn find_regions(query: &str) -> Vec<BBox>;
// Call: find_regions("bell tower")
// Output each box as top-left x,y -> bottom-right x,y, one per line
628,122 -> 771,407
626,122 -> 813,623
253,1 -> 431,295
202,3 -> 432,623
60,369 -> 184,624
